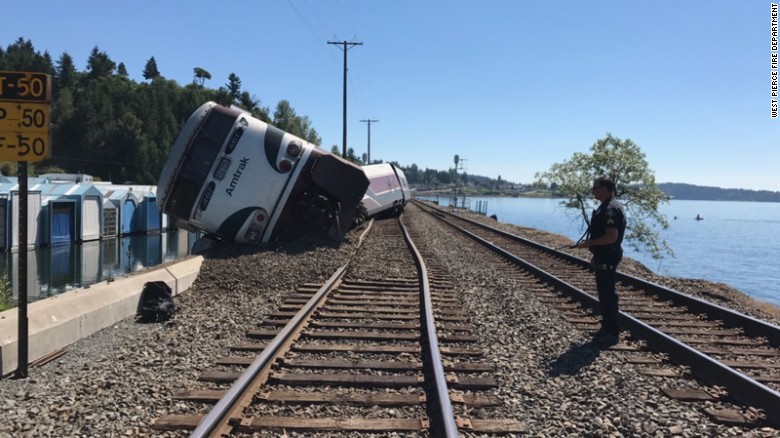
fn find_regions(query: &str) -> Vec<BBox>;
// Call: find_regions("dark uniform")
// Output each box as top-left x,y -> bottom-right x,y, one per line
588,197 -> 626,336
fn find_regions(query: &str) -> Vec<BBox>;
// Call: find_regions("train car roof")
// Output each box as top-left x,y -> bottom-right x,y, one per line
362,163 -> 397,178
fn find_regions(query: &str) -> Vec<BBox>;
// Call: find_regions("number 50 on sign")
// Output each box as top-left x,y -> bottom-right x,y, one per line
0,71 -> 51,161
0,132 -> 49,160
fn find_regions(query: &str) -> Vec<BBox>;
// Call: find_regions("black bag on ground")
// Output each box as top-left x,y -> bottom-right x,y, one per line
136,281 -> 175,323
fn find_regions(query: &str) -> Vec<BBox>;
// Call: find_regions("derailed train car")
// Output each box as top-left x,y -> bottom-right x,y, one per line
157,101 -> 369,244
360,163 -> 412,218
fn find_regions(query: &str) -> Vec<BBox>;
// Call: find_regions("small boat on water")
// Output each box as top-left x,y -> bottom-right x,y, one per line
695,214 -> 704,221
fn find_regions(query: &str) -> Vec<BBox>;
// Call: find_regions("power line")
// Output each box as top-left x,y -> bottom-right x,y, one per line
49,155 -> 144,166
328,40 -> 362,157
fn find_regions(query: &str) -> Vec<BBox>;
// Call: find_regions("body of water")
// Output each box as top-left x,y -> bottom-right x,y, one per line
1,229 -> 196,304
422,196 -> 780,308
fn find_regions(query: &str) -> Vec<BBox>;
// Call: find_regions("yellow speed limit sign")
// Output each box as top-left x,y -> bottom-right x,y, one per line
0,71 -> 51,161
0,102 -> 50,133
0,131 -> 50,161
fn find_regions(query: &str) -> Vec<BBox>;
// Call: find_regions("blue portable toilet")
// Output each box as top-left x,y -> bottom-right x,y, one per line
33,181 -> 76,247
46,199 -> 77,246
138,192 -> 161,233
104,189 -> 139,235
121,192 -> 139,235
47,182 -> 103,242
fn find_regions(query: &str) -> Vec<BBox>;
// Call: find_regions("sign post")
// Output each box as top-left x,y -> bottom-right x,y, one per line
0,71 -> 52,378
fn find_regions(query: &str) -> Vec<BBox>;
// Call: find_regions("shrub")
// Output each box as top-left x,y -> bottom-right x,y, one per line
0,272 -> 12,311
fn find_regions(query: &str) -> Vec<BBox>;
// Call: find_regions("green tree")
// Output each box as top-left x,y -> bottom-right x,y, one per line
226,73 -> 241,102
1,38 -> 54,73
238,91 -> 270,122
345,147 -> 359,163
534,134 -> 672,259
55,52 -> 78,89
86,46 -> 115,79
143,56 -> 160,80
272,100 -> 320,144
214,87 -> 232,106
193,67 -> 211,86
117,62 -> 128,77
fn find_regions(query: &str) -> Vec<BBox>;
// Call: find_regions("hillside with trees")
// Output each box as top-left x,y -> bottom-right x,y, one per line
658,183 -> 780,202
0,38 -> 320,183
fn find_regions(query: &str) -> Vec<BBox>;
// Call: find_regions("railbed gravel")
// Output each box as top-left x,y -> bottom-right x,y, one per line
0,206 -> 778,437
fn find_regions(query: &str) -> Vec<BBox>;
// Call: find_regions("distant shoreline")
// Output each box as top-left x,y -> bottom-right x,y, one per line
414,182 -> 780,203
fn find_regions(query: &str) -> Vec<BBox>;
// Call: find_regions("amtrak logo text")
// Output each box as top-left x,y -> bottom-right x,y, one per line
225,157 -> 249,197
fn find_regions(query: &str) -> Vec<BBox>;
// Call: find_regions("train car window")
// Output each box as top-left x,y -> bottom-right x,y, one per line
167,175 -> 202,218
166,108 -> 237,219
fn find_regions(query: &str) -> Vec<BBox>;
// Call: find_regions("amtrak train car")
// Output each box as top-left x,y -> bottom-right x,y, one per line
360,163 -> 412,217
157,101 -> 369,244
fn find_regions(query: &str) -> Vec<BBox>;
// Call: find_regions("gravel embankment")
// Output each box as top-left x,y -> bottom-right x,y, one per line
0,209 -> 778,437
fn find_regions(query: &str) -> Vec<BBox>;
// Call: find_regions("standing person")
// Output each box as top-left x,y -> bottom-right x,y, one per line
574,176 -> 626,345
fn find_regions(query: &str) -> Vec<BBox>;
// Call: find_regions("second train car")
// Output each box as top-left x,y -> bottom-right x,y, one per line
359,163 -> 412,218
157,101 -> 369,244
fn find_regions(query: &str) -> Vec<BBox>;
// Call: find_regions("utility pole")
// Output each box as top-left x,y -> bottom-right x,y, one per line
360,119 -> 378,163
328,40 -> 363,158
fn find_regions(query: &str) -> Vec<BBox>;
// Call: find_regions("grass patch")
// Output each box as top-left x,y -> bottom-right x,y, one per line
0,272 -> 12,311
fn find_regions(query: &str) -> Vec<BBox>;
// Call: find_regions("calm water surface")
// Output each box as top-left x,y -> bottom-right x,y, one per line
423,196 -> 780,308
1,229 -> 196,304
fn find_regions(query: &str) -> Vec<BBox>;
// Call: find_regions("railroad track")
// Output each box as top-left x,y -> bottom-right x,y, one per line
153,217 -> 524,436
412,199 -> 780,427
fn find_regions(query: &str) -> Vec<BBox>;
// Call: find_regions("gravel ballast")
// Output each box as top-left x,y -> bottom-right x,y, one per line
0,208 -> 778,437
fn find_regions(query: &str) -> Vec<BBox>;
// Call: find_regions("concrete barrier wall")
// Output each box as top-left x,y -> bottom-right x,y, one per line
0,256 -> 203,376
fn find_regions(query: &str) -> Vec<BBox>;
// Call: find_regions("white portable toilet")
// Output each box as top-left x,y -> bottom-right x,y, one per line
11,190 -> 42,250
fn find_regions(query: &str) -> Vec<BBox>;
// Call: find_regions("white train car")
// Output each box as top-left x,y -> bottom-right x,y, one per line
157,101 -> 368,244
361,163 -> 412,217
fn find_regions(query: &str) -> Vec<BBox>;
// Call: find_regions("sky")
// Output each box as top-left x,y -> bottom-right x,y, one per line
2,1 -> 778,191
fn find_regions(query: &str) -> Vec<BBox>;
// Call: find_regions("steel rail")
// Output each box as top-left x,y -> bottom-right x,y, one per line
418,202 -> 780,427
190,220 -> 375,437
399,213 -> 460,438
414,200 -> 780,347
190,264 -> 347,437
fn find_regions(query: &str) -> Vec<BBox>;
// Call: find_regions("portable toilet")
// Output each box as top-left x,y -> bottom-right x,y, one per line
45,198 -> 78,246
10,190 -> 42,250
54,183 -> 103,242
101,199 -> 118,238
138,192 -> 161,233
121,192 -> 139,235
107,189 -> 139,235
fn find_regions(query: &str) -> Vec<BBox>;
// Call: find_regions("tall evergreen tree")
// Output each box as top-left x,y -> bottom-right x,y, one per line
56,52 -> 78,88
2,38 -> 54,73
86,46 -> 115,79
117,62 -> 129,77
226,73 -> 241,102
143,56 -> 160,80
